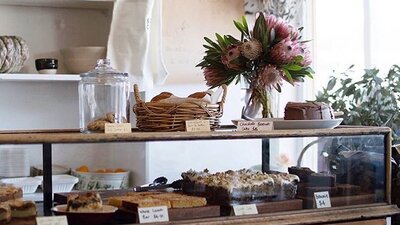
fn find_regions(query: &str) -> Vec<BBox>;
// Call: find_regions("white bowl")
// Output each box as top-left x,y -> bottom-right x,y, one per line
60,46 -> 106,74
71,170 -> 129,190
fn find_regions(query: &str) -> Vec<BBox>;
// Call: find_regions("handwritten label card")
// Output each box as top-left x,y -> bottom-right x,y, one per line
36,216 -> 68,225
236,121 -> 273,131
138,206 -> 169,223
314,191 -> 331,208
105,123 -> 132,134
233,204 -> 258,216
185,120 -> 211,132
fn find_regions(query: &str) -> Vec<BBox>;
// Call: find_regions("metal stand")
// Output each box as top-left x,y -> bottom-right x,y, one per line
42,143 -> 53,216
261,139 -> 270,172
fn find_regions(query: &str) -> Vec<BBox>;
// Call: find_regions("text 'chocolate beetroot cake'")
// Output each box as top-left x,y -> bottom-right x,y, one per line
284,102 -> 335,120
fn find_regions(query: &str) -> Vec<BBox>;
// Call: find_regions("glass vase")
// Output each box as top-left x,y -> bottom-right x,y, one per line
241,80 -> 273,120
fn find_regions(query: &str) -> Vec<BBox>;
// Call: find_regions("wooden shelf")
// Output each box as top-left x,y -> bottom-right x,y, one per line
0,0 -> 114,9
0,74 -> 81,82
0,126 -> 391,144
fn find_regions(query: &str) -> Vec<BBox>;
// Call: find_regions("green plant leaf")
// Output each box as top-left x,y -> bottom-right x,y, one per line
282,68 -> 294,84
204,37 -> 222,52
327,78 -> 337,91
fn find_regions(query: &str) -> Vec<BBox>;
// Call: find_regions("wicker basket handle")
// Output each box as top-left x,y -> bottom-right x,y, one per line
133,84 -> 143,104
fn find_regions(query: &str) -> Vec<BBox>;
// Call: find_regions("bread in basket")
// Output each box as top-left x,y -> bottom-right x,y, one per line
133,84 -> 227,132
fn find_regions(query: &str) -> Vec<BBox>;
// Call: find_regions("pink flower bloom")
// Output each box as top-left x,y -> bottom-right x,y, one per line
265,15 -> 294,40
204,67 -> 229,87
221,44 -> 242,70
258,64 -> 283,89
240,39 -> 263,60
269,38 -> 298,64
293,43 -> 312,66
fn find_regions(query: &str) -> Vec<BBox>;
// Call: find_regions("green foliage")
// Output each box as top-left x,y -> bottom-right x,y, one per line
316,65 -> 400,143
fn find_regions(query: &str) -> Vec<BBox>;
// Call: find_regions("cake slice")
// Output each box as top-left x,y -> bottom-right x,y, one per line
0,203 -> 11,224
8,200 -> 36,219
67,192 -> 103,212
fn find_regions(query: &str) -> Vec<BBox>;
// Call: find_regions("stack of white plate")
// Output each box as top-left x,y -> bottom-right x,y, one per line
0,146 -> 29,177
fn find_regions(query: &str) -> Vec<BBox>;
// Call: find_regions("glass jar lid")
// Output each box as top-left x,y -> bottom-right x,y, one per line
80,59 -> 128,78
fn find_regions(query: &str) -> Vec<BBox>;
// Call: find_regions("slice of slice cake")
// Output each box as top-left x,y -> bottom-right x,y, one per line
0,203 -> 11,224
67,192 -> 103,212
8,200 -> 37,219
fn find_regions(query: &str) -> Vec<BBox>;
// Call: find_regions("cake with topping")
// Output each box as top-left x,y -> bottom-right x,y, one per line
66,192 -> 103,212
284,102 -> 334,120
181,169 -> 299,205
0,185 -> 22,202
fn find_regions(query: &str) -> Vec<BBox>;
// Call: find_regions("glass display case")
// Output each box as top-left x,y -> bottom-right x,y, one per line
0,125 -> 398,224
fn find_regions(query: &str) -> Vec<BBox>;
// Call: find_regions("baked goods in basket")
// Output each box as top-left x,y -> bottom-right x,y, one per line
133,84 -> 227,131
284,102 -> 334,120
66,192 -> 103,212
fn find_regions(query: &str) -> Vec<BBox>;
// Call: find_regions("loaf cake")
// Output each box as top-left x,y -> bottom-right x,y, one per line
284,102 -> 334,120
66,192 -> 103,212
181,169 -> 299,205
109,192 -> 207,209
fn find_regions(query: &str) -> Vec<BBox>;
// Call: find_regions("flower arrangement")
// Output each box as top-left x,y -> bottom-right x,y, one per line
197,13 -> 314,118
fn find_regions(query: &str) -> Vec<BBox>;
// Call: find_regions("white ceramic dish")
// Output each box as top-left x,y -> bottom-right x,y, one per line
232,118 -> 343,130
35,174 -> 79,193
71,170 -> 129,190
0,177 -> 42,194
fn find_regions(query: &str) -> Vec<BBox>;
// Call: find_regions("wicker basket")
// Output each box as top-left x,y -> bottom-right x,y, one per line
133,84 -> 227,132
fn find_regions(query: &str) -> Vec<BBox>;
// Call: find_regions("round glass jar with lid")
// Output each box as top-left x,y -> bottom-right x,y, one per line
79,59 -> 130,133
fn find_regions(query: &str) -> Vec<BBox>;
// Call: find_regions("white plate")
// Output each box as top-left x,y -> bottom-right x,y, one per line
232,118 -> 343,130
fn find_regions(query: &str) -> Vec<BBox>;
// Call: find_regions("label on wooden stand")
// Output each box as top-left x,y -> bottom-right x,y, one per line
314,191 -> 331,208
236,121 -> 273,131
104,123 -> 132,133
185,119 -> 211,132
233,204 -> 258,216
138,206 -> 169,223
36,216 -> 68,225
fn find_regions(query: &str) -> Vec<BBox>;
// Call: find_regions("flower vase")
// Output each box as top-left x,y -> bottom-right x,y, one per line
241,82 -> 273,120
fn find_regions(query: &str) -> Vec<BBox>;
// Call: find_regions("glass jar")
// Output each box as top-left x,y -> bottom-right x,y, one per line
79,59 -> 130,133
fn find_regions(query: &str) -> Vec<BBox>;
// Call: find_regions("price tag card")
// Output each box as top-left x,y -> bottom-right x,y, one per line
236,121 -> 273,131
105,123 -> 132,133
36,216 -> 68,225
138,206 -> 169,223
314,191 -> 331,208
233,204 -> 258,216
185,120 -> 211,132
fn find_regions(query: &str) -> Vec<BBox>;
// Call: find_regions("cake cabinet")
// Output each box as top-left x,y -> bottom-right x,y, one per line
0,125 -> 399,224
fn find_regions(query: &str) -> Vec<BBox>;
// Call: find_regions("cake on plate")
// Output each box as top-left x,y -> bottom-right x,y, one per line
284,102 -> 334,120
66,192 -> 103,212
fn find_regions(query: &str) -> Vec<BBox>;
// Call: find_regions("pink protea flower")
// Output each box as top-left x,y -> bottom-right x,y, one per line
221,44 -> 242,70
292,43 -> 312,66
265,15 -> 293,40
204,67 -> 229,87
240,39 -> 263,60
258,64 -> 284,89
269,38 -> 298,64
